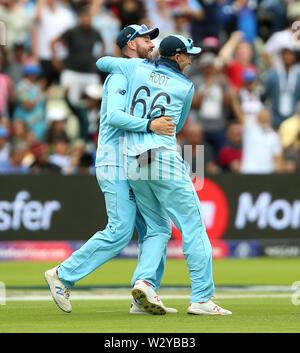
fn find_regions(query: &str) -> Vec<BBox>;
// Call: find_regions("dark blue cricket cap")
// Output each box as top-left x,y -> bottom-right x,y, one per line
116,24 -> 159,49
159,34 -> 201,57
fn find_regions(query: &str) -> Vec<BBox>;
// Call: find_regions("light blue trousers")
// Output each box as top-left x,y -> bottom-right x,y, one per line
126,150 -> 215,303
58,166 -> 170,290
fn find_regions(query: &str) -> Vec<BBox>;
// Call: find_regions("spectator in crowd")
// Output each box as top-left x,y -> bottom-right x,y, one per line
144,0 -> 203,42
62,138 -> 87,174
182,122 -> 220,175
263,15 -> 300,68
63,138 -> 95,174
45,107 -> 69,145
231,67 -> 264,123
189,0 -> 219,44
51,4 -> 105,104
0,0 -> 32,53
0,139 -> 29,174
278,100 -> 300,172
30,141 -> 61,174
48,135 -> 71,172
119,0 -> 145,28
259,0 -> 287,34
264,47 -> 300,129
170,8 -> 192,38
148,4 -> 195,47
77,151 -> 95,174
237,107 -> 289,174
69,0 -> 92,13
10,118 -> 38,167
170,0 -> 204,39
65,83 -> 102,142
0,116 -> 10,130
0,125 -> 10,161
1,41 -> 31,85
217,0 -> 237,37
190,52 -> 231,156
0,59 -> 14,118
218,122 -> 243,173
234,0 -> 258,44
11,118 -> 29,143
185,36 -> 222,78
218,0 -> 259,44
12,63 -> 46,142
201,36 -> 221,55
144,0 -> 175,40
219,31 -> 258,90
0,0 -> 300,176
32,0 -> 76,88
91,0 -> 121,56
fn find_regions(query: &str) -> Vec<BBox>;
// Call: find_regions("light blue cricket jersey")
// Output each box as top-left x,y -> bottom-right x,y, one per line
95,70 -> 150,167
96,57 -> 194,157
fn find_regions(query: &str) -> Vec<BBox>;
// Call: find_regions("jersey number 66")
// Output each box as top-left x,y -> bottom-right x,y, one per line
130,85 -> 171,120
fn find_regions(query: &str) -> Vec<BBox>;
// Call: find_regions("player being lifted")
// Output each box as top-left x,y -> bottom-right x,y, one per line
97,34 -> 232,315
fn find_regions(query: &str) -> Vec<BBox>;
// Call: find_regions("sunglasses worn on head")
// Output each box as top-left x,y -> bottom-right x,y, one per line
187,38 -> 194,50
127,24 -> 149,42
175,38 -> 194,55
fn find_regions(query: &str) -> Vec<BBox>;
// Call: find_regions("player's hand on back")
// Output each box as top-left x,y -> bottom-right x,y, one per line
149,116 -> 175,136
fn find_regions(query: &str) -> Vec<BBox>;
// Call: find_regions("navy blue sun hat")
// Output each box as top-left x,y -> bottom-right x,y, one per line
159,35 -> 201,57
116,24 -> 159,49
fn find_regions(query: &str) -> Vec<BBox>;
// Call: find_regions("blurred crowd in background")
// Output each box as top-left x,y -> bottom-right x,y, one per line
1,0 -> 300,176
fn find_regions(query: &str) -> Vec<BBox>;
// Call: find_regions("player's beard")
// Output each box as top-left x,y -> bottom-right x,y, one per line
136,45 -> 153,60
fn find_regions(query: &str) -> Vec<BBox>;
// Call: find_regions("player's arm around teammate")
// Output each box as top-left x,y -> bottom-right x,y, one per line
105,73 -> 175,136
97,26 -> 176,303
44,25 -> 178,315
98,34 -> 232,316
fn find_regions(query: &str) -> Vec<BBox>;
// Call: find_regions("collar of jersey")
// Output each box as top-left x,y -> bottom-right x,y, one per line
154,57 -> 181,74
120,55 -> 190,83
149,57 -> 191,84
122,55 -> 181,75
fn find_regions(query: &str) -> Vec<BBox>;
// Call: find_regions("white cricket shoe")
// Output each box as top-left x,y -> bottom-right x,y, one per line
187,299 -> 232,316
44,265 -> 72,313
131,279 -> 169,315
129,299 -> 178,314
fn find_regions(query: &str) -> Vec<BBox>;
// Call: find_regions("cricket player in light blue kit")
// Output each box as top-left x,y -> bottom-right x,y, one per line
44,25 -> 177,315
97,35 -> 232,315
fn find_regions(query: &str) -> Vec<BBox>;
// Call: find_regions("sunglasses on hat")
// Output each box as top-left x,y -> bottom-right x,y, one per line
127,24 -> 149,42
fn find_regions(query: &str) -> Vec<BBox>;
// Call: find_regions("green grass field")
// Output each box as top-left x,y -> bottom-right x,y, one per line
0,258 -> 300,333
